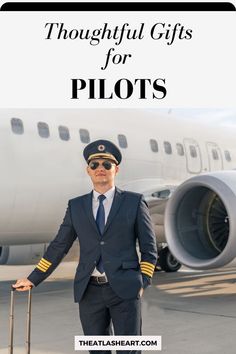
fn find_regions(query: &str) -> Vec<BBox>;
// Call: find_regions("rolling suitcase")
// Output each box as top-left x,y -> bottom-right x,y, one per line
9,286 -> 32,354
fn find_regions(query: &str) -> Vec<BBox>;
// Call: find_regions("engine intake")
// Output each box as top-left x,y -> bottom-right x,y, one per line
165,171 -> 236,269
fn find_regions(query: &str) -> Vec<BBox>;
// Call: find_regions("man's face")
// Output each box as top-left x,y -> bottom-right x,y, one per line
87,158 -> 119,187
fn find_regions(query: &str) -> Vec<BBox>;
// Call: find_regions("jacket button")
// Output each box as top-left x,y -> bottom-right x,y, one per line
100,241 -> 105,245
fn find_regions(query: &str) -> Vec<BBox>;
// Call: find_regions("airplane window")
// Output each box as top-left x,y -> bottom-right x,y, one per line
37,122 -> 50,138
79,129 -> 90,143
176,143 -> 184,156
118,134 -> 128,148
11,118 -> 24,135
189,145 -> 197,158
59,126 -> 70,141
164,141 -> 172,154
212,149 -> 219,160
225,150 -> 231,162
150,139 -> 158,152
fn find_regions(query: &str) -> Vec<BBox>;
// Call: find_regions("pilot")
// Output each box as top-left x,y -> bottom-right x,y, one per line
13,139 -> 157,354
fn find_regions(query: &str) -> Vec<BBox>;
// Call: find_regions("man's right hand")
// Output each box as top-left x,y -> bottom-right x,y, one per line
12,278 -> 34,291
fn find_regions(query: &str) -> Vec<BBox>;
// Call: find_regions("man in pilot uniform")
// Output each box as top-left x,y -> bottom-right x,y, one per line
13,139 -> 157,353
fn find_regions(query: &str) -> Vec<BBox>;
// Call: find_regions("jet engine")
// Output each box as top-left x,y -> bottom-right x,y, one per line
0,244 -> 47,265
0,241 -> 80,265
165,171 -> 236,269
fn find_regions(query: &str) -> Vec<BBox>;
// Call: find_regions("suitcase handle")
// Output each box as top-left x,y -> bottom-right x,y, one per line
9,286 -> 32,354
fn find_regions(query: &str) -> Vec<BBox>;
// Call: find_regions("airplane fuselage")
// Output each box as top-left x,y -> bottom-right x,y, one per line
0,109 -> 235,246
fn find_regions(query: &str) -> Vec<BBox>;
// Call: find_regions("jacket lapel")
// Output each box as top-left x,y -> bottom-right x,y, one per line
103,187 -> 125,234
82,191 -> 100,236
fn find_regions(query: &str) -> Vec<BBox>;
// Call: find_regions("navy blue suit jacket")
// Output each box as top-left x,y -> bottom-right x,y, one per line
28,188 -> 157,302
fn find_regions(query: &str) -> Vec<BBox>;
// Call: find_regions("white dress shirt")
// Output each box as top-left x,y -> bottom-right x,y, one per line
91,186 -> 115,276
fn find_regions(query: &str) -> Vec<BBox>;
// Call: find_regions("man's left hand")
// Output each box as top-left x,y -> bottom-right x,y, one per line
139,287 -> 144,298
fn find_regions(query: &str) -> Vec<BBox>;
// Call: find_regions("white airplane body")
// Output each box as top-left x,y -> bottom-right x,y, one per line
1,109 -> 236,270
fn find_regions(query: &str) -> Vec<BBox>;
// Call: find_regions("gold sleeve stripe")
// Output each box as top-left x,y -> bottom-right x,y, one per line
37,262 -> 48,271
141,264 -> 155,271
141,266 -> 154,276
39,260 -> 50,269
141,269 -> 153,277
140,261 -> 155,266
140,264 -> 155,271
140,261 -> 155,269
36,264 -> 47,272
41,258 -> 52,266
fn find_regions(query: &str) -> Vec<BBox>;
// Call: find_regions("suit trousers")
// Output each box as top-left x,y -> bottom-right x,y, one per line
79,281 -> 142,354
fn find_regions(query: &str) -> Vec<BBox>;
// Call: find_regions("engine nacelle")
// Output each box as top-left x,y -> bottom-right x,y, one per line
165,171 -> 236,269
0,244 -> 47,265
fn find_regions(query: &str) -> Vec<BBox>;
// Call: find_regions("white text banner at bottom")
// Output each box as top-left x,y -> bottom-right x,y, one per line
74,335 -> 162,351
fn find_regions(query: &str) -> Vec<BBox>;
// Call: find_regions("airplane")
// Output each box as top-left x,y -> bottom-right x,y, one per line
0,108 -> 236,273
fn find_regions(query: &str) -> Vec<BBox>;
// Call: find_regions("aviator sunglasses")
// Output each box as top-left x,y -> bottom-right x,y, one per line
88,160 -> 115,170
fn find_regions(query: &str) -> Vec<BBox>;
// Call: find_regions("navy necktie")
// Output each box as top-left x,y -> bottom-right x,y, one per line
96,194 -> 106,273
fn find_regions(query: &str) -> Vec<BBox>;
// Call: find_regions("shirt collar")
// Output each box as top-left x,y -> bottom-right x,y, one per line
93,186 -> 116,201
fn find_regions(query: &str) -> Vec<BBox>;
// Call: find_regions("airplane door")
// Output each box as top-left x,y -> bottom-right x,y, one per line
206,142 -> 223,171
184,139 -> 202,174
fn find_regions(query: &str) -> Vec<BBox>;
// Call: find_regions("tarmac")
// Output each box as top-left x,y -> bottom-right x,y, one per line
1,260 -> 236,354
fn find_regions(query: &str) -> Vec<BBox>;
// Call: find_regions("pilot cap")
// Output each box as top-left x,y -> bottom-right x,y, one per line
83,139 -> 122,165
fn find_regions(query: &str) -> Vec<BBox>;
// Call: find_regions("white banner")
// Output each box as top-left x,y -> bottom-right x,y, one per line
0,9 -> 235,108
74,335 -> 162,351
